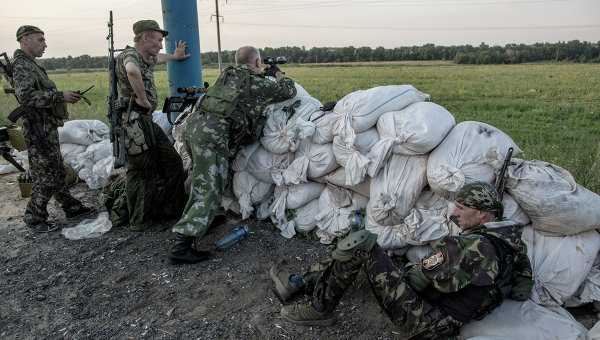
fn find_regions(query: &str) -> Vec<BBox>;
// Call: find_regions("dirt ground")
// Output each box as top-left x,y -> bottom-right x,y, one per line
0,170 -> 597,340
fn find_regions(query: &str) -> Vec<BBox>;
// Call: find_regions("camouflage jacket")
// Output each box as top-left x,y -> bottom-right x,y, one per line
12,49 -> 67,125
115,46 -> 159,111
406,222 -> 533,317
190,64 -> 297,157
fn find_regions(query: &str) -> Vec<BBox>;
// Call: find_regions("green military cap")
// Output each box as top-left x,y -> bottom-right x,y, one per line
133,20 -> 168,37
455,181 -> 503,219
16,25 -> 44,41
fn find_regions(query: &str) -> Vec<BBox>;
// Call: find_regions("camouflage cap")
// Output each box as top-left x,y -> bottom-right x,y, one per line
16,25 -> 44,41
455,181 -> 503,219
133,20 -> 168,37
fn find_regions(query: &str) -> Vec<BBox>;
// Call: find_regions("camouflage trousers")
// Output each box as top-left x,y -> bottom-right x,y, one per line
23,118 -> 82,226
302,245 -> 461,338
125,113 -> 186,231
172,112 -> 230,237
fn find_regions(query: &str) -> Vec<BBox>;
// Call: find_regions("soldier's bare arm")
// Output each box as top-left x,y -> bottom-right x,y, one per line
156,40 -> 190,64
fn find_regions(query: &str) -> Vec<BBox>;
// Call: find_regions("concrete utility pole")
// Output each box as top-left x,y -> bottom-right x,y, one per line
211,0 -> 224,73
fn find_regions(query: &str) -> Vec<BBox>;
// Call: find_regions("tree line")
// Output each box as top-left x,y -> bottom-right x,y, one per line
36,40 -> 599,70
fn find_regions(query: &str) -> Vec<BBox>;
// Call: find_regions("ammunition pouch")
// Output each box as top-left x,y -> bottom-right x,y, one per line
122,100 -> 148,156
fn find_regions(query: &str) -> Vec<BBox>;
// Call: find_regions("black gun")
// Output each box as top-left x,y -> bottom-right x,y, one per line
161,84 -> 208,125
106,11 -> 126,169
263,56 -> 286,66
0,52 -> 12,79
74,85 -> 94,105
495,147 -> 516,200
0,126 -> 26,172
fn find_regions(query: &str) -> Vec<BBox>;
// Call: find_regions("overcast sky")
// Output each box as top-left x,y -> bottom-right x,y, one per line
1,0 -> 598,58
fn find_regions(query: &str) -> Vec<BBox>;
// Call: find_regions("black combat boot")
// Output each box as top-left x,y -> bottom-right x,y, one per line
168,233 -> 211,265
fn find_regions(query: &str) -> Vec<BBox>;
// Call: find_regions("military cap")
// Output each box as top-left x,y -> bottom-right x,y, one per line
133,20 -> 168,37
16,25 -> 44,41
455,181 -> 503,219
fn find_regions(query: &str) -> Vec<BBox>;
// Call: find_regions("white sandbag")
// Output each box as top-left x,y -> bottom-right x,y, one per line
458,300 -> 588,340
58,120 -> 109,146
283,140 -> 339,185
152,110 -> 174,144
367,189 -> 452,250
264,78 -> 312,108
0,149 -> 28,174
231,141 -> 260,172
330,85 -> 429,146
369,154 -> 428,226
506,158 -> 600,236
427,121 -> 522,199
293,198 -> 320,233
246,145 -> 294,186
269,181 -> 325,221
296,110 -> 334,145
333,128 -> 379,186
565,254 -> 600,308
368,102 -> 455,177
325,167 -> 371,198
501,193 -> 531,226
233,170 -> 274,220
220,195 -> 241,215
85,155 -> 114,189
315,185 -> 369,244
261,95 -> 322,154
71,140 -> 112,172
60,143 -> 87,165
521,225 -> 600,306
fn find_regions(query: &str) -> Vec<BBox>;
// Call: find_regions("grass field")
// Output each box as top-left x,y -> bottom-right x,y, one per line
1,61 -> 599,193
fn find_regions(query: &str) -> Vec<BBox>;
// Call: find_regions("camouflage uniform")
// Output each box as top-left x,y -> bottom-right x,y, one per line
172,65 -> 296,237
300,223 -> 533,337
11,49 -> 84,226
115,46 -> 186,230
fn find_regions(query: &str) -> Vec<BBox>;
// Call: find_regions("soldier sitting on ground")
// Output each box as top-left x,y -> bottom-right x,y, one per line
270,182 -> 534,338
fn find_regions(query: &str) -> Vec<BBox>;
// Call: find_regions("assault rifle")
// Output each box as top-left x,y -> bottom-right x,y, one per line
0,126 -> 26,172
106,10 -> 126,168
495,147 -> 516,200
1,51 -> 52,154
162,84 -> 208,125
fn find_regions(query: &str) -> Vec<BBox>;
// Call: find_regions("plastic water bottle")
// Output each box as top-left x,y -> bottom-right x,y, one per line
212,224 -> 251,250
348,210 -> 365,234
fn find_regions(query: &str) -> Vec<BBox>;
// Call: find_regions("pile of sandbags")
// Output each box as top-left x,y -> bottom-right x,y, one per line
170,79 -> 600,338
58,119 -> 113,189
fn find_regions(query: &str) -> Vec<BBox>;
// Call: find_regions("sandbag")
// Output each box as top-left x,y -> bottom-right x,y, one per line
231,141 -> 260,172
367,189 -> 452,250
506,158 -> 600,236
521,225 -> 600,306
325,167 -> 371,198
283,140 -> 339,185
314,184 -> 369,244
566,253 -> 600,308
60,143 -> 87,165
330,85 -> 429,146
458,300 -> 588,340
501,193 -> 531,226
332,128 -> 379,186
246,145 -> 294,185
71,140 -> 112,172
152,110 -> 174,144
369,154 -> 428,226
58,120 -> 109,146
296,110 -> 334,145
368,102 -> 455,177
269,181 -> 325,221
293,198 -> 320,233
233,170 -> 274,220
427,121 -> 522,199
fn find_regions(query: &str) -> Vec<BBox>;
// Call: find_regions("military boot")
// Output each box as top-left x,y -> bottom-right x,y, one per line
168,233 -> 211,265
281,301 -> 336,326
332,230 -> 378,263
270,266 -> 302,301
27,221 -> 60,233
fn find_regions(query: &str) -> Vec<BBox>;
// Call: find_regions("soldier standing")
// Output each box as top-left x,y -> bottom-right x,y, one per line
168,46 -> 297,264
11,25 -> 94,232
270,182 -> 534,338
115,20 -> 189,232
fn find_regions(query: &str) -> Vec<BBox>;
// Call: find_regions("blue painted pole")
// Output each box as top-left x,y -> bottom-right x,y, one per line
161,0 -> 203,107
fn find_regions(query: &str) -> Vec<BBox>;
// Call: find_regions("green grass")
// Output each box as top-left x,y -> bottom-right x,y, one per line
2,62 -> 599,193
